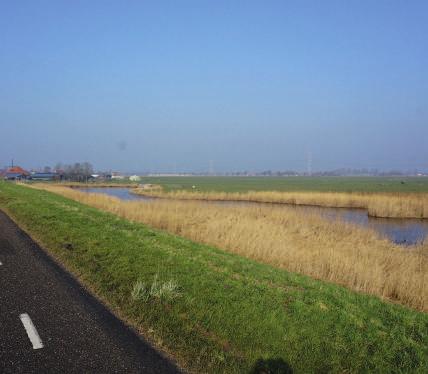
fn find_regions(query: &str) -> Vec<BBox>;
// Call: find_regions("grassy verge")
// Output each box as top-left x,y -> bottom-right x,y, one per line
1,182 -> 427,373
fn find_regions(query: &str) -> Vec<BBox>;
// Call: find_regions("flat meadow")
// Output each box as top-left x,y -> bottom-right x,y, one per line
139,176 -> 428,193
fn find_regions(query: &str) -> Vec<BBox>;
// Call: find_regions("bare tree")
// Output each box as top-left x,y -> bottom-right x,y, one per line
61,162 -> 94,181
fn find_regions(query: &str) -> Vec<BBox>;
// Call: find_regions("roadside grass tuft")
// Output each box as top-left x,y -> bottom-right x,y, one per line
132,276 -> 180,302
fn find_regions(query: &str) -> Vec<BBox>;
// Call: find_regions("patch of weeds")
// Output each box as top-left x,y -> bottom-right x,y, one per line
131,280 -> 150,302
131,274 -> 181,302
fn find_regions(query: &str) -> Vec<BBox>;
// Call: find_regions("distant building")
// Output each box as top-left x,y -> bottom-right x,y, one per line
3,166 -> 30,180
7,166 -> 29,175
30,172 -> 58,181
4,172 -> 25,180
111,172 -> 126,180
91,173 -> 112,180
129,175 -> 141,182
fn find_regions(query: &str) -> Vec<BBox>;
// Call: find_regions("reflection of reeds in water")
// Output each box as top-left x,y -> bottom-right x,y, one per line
133,189 -> 428,219
34,184 -> 428,311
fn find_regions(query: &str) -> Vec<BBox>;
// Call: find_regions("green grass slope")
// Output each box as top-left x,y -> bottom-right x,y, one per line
0,182 -> 427,373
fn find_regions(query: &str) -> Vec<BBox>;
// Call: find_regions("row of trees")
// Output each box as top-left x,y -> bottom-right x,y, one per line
53,162 -> 94,182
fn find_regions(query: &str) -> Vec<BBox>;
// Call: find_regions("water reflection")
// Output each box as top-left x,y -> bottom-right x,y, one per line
80,188 -> 427,246
83,187 -> 154,201
291,205 -> 427,246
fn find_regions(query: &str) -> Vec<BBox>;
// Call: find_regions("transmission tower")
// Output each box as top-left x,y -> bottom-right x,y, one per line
307,151 -> 312,176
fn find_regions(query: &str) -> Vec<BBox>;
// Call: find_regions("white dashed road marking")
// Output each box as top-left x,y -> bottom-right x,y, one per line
19,313 -> 44,350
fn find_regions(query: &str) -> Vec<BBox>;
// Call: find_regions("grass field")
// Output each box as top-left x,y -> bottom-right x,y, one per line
140,176 -> 428,193
1,181 -> 428,373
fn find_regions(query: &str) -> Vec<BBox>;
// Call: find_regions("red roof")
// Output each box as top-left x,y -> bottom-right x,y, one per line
7,166 -> 29,175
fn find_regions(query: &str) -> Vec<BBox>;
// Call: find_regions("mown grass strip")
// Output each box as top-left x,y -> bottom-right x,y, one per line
0,182 -> 427,373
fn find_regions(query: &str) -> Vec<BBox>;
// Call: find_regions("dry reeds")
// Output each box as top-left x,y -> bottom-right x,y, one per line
34,184 -> 428,311
133,189 -> 428,219
69,183 -> 138,188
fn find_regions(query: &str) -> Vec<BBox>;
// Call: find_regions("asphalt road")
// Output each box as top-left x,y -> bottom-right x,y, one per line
0,210 -> 181,374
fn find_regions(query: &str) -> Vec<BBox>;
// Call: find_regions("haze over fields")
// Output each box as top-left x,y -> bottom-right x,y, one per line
1,1 -> 427,172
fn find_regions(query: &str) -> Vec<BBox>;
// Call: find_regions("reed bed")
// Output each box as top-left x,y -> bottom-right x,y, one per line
62,182 -> 138,188
133,188 -> 428,219
32,184 -> 428,311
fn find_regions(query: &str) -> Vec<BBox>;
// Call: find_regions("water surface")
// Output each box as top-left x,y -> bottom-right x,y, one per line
81,187 -> 428,246
83,187 -> 155,201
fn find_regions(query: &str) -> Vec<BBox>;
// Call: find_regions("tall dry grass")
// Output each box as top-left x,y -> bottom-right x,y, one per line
60,182 -> 138,188
33,184 -> 428,311
133,189 -> 428,219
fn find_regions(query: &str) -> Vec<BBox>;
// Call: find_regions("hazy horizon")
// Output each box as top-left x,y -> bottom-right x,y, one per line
1,1 -> 427,173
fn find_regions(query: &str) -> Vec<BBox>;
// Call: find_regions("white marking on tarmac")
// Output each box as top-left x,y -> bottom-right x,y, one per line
19,313 -> 44,350
0,261 -> 2,265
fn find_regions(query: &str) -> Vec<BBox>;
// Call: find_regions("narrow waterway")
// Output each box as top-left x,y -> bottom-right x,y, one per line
82,188 -> 428,246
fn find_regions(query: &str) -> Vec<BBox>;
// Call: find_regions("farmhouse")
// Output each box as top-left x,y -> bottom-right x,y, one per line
3,166 -> 30,180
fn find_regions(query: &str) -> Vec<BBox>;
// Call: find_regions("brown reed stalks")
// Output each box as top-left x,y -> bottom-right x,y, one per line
133,189 -> 428,219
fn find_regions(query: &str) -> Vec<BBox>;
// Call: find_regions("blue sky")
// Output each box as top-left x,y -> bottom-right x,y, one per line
1,1 -> 427,172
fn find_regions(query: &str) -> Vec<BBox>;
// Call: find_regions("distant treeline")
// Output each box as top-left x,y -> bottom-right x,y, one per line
53,162 -> 95,182
151,168 -> 426,177
221,168 -> 426,177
